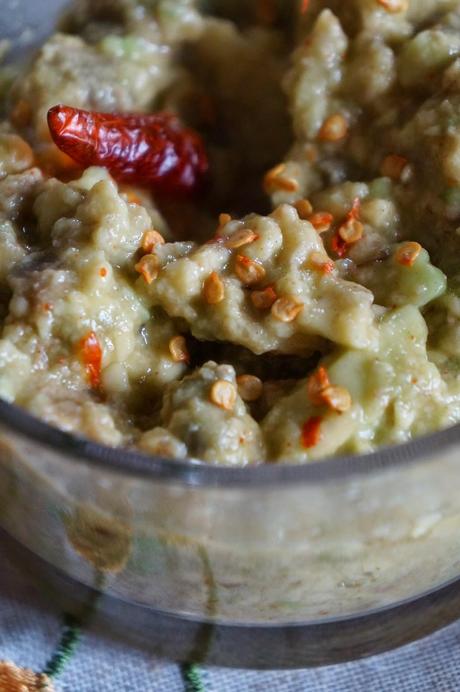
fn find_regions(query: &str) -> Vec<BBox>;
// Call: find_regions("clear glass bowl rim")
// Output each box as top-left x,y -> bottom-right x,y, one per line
2,398 -> 460,488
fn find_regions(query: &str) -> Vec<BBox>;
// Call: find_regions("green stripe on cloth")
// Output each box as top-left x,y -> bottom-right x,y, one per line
43,613 -> 81,678
181,663 -> 206,692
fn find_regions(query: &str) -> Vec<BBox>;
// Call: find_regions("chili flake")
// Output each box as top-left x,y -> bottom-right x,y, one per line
307,366 -> 331,405
168,336 -> 190,363
219,213 -> 232,228
210,380 -> 237,411
225,228 -> 259,249
377,0 -> 408,12
308,211 -> 334,233
332,198 -> 363,256
301,416 -> 322,449
141,229 -> 165,254
263,163 -> 299,194
395,242 -> 422,267
294,199 -> 313,220
308,251 -> 335,275
318,113 -> 348,142
203,271 -> 225,304
235,255 -> 266,286
79,331 -> 102,389
135,253 -> 160,284
321,385 -> 352,413
251,286 -> 277,310
271,296 -> 304,322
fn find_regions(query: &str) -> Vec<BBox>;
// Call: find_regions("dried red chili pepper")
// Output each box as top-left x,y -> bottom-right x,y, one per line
79,331 -> 102,389
301,416 -> 322,449
47,105 -> 209,196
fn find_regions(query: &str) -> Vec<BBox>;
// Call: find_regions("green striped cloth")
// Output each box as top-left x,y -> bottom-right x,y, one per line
1,539 -> 460,692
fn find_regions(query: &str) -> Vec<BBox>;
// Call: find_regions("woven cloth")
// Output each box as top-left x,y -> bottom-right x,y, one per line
2,539 -> 460,691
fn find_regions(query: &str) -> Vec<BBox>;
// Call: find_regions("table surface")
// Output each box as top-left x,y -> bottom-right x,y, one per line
1,539 -> 460,691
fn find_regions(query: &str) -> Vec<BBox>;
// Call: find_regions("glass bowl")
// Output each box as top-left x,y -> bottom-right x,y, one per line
3,0 -> 460,669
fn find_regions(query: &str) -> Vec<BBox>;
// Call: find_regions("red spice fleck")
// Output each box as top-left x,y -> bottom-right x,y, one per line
301,416 -> 322,449
331,197 -> 362,257
47,105 -> 209,197
99,267 -> 108,277
330,233 -> 348,257
42,302 -> 53,312
301,0 -> 310,13
79,331 -> 102,389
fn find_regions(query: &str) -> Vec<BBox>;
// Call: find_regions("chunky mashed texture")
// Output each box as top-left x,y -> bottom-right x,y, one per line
1,0 -> 460,464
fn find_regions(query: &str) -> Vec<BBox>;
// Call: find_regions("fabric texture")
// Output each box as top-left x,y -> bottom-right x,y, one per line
1,537 -> 460,691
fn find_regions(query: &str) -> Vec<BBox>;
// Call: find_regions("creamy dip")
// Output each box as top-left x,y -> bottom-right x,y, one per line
1,0 -> 460,465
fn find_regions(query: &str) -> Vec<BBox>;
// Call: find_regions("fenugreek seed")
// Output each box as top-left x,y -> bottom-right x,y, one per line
271,296 -> 304,323
225,228 -> 258,249
308,251 -> 335,274
308,211 -> 334,233
250,286 -> 277,310
318,113 -> 348,142
168,336 -> 189,363
395,242 -> 422,267
321,385 -> 352,413
294,199 -> 314,220
210,380 -> 237,411
235,255 -> 266,286
377,0 -> 408,12
263,163 -> 299,193
203,271 -> 225,304
141,229 -> 165,254
380,154 -> 410,181
135,254 -> 159,284
338,218 -> 364,244
237,374 -> 263,402
307,366 -> 331,406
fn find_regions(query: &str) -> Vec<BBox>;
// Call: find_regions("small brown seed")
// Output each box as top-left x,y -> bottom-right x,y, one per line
225,228 -> 258,249
168,336 -> 189,363
294,199 -> 314,220
237,374 -> 263,402
141,229 -> 165,254
321,385 -> 352,413
135,254 -> 159,284
271,296 -> 304,322
250,286 -> 278,310
394,241 -> 422,267
234,255 -> 266,286
318,113 -> 348,142
210,380 -> 237,411
203,271 -> 225,304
